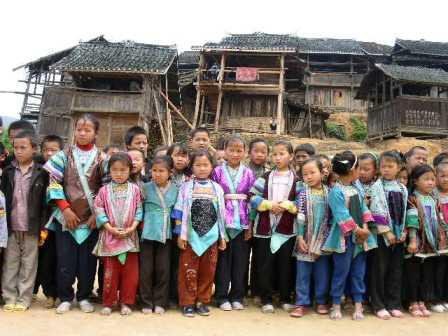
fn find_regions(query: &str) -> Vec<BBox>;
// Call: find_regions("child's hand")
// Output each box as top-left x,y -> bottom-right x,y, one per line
399,231 -> 407,243
354,227 -> 370,244
177,237 -> 187,250
297,236 -> 308,253
271,202 -> 284,215
385,231 -> 396,245
63,208 -> 80,230
38,229 -> 48,247
87,215 -> 96,230
218,239 -> 227,251
107,226 -> 122,238
244,228 -> 252,241
407,240 -> 418,254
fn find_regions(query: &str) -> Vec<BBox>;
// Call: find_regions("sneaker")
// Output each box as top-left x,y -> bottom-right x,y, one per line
231,301 -> 244,310
3,303 -> 15,312
290,305 -> 306,318
281,303 -> 295,312
100,307 -> 112,316
375,308 -> 391,320
182,305 -> 195,317
261,304 -> 275,313
219,301 -> 232,311
14,303 -> 28,312
196,303 -> 210,316
154,306 -> 165,314
120,304 -> 132,316
79,300 -> 95,313
56,301 -> 72,314
389,309 -> 404,318
141,306 -> 153,314
431,304 -> 445,313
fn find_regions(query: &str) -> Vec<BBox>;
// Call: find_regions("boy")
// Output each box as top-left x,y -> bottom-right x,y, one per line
2,120 -> 35,168
33,135 -> 64,308
293,143 -> 316,179
125,126 -> 150,176
405,146 -> 428,174
1,130 -> 49,311
189,127 -> 211,152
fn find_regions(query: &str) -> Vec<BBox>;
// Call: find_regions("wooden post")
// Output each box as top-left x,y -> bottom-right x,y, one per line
165,74 -> 173,145
199,95 -> 206,125
276,54 -> 285,135
192,54 -> 205,128
153,90 -> 167,145
214,53 -> 226,131
21,72 -> 32,116
306,55 -> 312,137
349,55 -> 354,113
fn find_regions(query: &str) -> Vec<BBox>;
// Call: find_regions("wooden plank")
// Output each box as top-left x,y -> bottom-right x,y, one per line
159,90 -> 193,129
276,54 -> 285,135
214,53 -> 226,131
153,90 -> 167,144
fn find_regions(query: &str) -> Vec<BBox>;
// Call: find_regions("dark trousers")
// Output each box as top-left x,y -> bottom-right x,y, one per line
254,236 -> 295,305
404,256 -> 446,304
34,231 -> 57,299
139,240 -> 171,308
55,226 -> 98,302
215,232 -> 249,304
169,235 -> 180,304
369,239 -> 404,311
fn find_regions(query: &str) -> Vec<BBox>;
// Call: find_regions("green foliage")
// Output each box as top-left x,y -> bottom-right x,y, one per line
350,117 -> 367,142
325,122 -> 347,140
2,127 -> 12,152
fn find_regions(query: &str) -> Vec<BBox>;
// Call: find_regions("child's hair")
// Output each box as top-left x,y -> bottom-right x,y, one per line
75,113 -> 100,132
190,127 -> 210,139
188,149 -> 215,171
248,138 -> 269,154
124,126 -> 147,146
436,161 -> 448,174
41,134 -> 64,151
8,120 -> 34,136
315,153 -> 330,162
167,142 -> 189,157
332,151 -> 358,176
273,140 -> 293,154
153,145 -> 169,157
433,152 -> 448,167
127,148 -> 145,159
379,150 -> 402,166
13,130 -> 38,148
405,146 -> 427,159
294,143 -> 316,156
216,136 -> 228,150
108,152 -> 133,172
301,157 -> 323,174
359,152 -> 378,169
409,164 -> 435,192
103,144 -> 119,154
225,134 -> 246,149
152,155 -> 174,171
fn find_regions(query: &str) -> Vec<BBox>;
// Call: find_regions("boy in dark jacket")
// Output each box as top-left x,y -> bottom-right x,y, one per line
1,130 -> 49,311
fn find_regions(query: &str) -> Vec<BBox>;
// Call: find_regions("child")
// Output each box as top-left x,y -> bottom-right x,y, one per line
290,158 -> 330,318
189,127 -> 211,152
369,151 -> 408,319
405,146 -> 428,174
435,161 -> 448,311
2,120 -> 35,168
250,140 -> 298,313
44,113 -> 105,314
215,149 -> 226,166
128,148 -> 150,191
34,135 -> 64,308
322,151 -> 376,320
247,138 -> 269,179
294,143 -> 315,179
103,145 -> 120,157
398,167 -> 409,188
212,136 -> 255,311
93,153 -> 142,316
167,143 -> 190,188
125,126 -> 150,175
405,164 -> 447,317
1,130 -> 49,311
315,154 -> 331,185
140,156 -> 179,314
357,153 -> 378,204
153,145 -> 169,158
173,150 -> 227,317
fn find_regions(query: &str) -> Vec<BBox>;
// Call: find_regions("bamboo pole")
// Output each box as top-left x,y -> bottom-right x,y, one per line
165,74 -> 173,145
153,90 -> 167,144
214,53 -> 226,131
192,54 -> 204,128
159,90 -> 193,129
276,54 -> 285,135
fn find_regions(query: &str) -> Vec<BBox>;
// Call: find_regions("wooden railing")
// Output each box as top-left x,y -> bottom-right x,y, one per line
199,67 -> 281,85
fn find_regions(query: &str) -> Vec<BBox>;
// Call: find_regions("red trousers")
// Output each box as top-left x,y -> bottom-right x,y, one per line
102,252 -> 139,307
178,243 -> 218,306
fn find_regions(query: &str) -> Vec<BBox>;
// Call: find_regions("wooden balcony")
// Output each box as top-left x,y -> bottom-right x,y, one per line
368,95 -> 448,140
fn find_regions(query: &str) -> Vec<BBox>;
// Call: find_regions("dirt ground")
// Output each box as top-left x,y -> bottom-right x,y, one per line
2,295 -> 448,336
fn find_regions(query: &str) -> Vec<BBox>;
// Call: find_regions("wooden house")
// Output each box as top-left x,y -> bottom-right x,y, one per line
193,33 -> 303,135
17,37 -> 181,147
392,39 -> 448,69
357,63 -> 448,140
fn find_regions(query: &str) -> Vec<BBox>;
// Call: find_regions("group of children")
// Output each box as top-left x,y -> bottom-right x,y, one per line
1,114 -> 448,322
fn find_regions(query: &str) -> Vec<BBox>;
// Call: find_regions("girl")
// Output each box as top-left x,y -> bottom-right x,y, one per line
247,138 -> 269,179
315,154 -> 331,185
398,167 -> 409,188
250,140 -> 298,314
357,153 -> 378,205
167,143 -> 190,188
93,153 -> 142,316
212,135 -> 256,311
369,151 -> 408,319
44,113 -> 105,314
322,151 -> 376,320
290,158 -> 330,318
140,156 -> 179,314
405,164 -> 447,317
128,148 -> 149,192
173,150 -> 227,317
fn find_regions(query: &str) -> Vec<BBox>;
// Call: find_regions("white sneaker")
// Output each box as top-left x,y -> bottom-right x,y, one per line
281,303 -> 295,312
56,301 -> 72,314
431,304 -> 445,313
219,301 -> 232,311
261,304 -> 275,313
79,300 -> 95,313
154,306 -> 165,314
231,301 -> 244,310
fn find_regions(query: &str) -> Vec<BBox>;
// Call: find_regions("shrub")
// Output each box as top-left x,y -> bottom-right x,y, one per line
326,122 -> 347,140
350,117 -> 367,142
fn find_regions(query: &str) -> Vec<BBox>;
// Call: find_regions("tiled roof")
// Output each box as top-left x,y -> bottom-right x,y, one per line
298,38 -> 364,55
359,41 -> 392,56
377,63 -> 448,85
52,40 -> 177,74
203,33 -> 298,52
395,39 -> 448,57
178,50 -> 200,65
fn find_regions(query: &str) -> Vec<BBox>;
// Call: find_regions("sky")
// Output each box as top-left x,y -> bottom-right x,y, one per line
0,0 -> 446,118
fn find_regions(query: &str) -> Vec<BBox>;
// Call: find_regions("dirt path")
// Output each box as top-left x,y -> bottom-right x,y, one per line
2,296 -> 448,336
